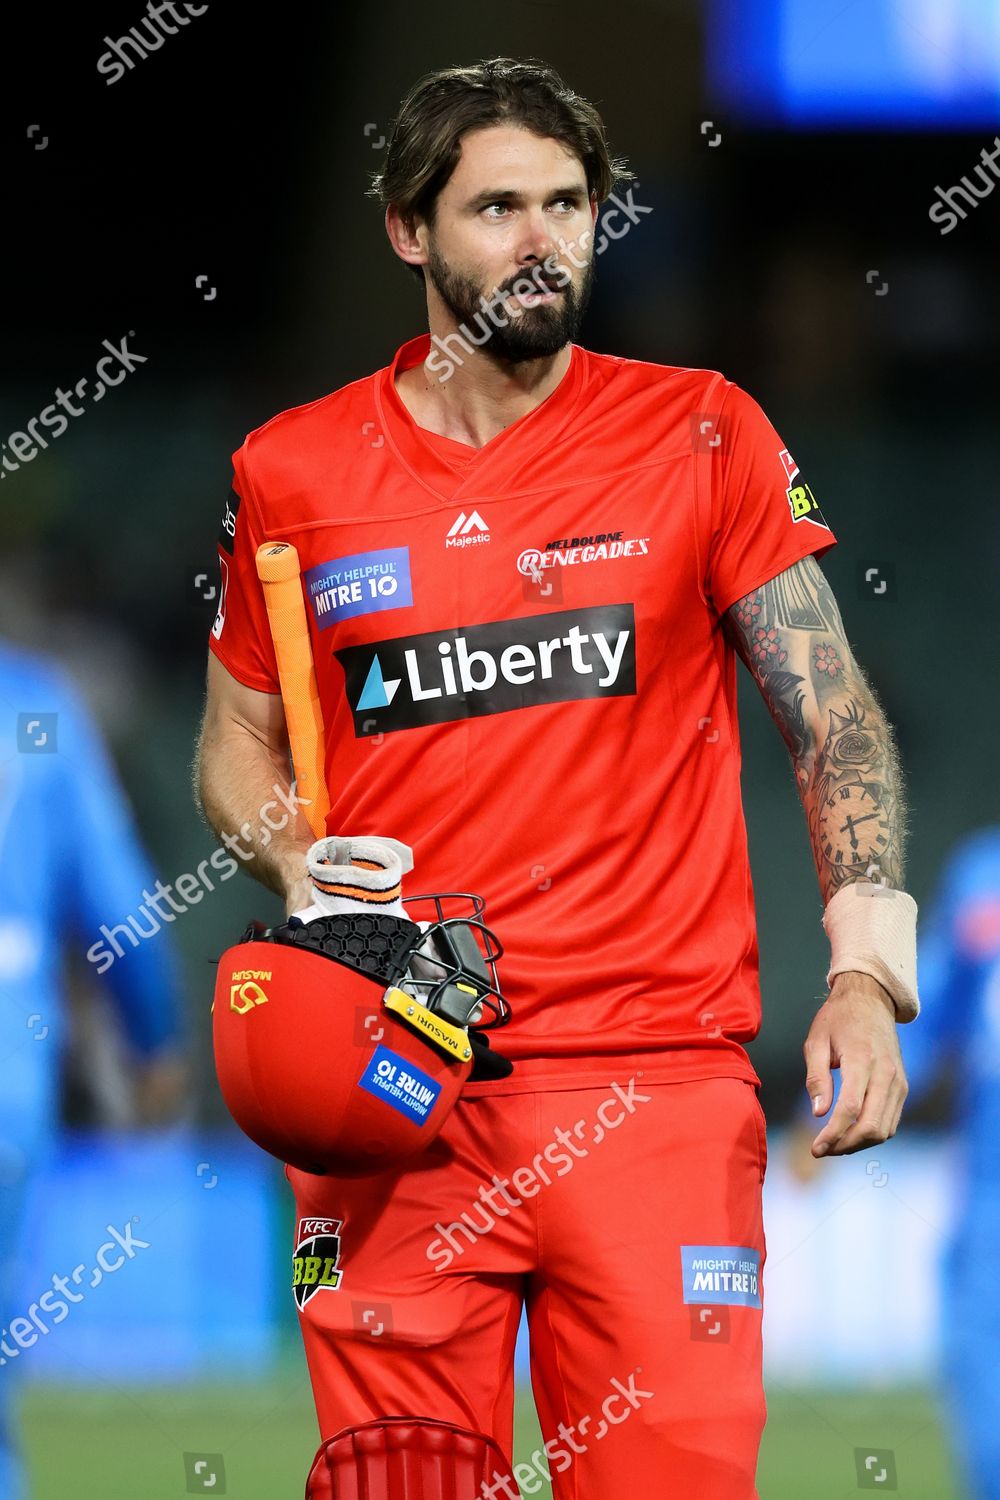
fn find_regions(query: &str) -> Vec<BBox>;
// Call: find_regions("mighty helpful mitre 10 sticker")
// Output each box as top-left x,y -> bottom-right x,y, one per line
680,1245 -> 761,1308
357,1045 -> 442,1124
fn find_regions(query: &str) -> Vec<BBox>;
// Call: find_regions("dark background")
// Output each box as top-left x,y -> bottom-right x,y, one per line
2,0 -> 996,1119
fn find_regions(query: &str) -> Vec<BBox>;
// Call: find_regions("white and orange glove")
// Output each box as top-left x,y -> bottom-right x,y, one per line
291,836 -> 414,924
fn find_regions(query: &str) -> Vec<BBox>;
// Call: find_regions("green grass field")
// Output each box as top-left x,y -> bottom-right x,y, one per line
20,1380 -> 965,1497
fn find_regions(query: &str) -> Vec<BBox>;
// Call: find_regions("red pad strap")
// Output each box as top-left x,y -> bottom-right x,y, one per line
305,1416 -> 518,1499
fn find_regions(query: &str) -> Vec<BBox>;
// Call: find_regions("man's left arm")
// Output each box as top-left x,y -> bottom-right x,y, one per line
724,554 -> 910,1158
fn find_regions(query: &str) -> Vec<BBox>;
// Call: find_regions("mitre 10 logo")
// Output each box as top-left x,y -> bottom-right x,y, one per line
336,604 -> 636,737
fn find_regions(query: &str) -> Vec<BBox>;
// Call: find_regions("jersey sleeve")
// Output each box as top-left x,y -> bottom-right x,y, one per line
705,382 -> 838,617
56,672 -> 187,1057
206,443 -> 281,693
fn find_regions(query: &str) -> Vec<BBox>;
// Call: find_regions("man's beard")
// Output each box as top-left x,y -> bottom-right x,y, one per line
426,243 -> 595,365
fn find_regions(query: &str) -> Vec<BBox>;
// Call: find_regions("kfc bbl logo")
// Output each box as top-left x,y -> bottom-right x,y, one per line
292,1217 -> 343,1308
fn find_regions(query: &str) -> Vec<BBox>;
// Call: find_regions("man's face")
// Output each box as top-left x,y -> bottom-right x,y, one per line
420,125 -> 598,364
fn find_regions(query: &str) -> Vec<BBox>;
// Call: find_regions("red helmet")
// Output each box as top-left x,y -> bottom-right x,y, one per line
212,892 -> 511,1176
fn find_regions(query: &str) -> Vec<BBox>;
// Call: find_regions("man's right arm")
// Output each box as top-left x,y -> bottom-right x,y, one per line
194,652 -> 315,916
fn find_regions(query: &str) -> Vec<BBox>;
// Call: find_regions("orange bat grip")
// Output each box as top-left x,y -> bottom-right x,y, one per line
255,541 -> 331,841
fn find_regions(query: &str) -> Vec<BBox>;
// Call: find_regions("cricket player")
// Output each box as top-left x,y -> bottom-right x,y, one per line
196,57 -> 917,1498
0,642 -> 186,1499
893,828 -> 1000,1500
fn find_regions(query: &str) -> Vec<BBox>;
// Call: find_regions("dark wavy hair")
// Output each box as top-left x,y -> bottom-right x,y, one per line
367,57 -> 635,284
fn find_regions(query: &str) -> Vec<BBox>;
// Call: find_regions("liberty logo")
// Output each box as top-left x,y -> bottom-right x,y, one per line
338,606 -> 636,737
355,655 -> 402,712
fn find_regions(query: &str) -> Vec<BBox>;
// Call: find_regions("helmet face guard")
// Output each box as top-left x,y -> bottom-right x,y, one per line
212,895 -> 511,1178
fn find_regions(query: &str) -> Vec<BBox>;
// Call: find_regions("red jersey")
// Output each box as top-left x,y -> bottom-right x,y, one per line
209,333 -> 836,1094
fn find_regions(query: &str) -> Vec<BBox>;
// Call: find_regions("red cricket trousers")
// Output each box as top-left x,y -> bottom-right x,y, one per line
288,1074 -> 768,1498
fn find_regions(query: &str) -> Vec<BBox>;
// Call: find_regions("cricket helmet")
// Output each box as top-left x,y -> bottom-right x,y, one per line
212,891 -> 511,1176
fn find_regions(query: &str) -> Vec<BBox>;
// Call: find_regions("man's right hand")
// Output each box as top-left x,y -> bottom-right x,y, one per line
197,654 -> 320,910
280,850 -> 315,918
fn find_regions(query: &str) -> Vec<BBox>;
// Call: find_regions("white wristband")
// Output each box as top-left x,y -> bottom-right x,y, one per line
822,882 -> 920,1023
293,835 -> 415,922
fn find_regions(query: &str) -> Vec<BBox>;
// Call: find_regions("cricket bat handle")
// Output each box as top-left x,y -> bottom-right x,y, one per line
255,541 -> 331,841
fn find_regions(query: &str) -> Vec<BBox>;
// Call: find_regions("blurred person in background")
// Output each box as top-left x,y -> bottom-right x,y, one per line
788,825 -> 1000,1500
0,640 -> 187,1500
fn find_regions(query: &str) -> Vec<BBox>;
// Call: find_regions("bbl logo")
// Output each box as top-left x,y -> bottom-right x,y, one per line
292,1217 -> 344,1308
778,448 -> 830,531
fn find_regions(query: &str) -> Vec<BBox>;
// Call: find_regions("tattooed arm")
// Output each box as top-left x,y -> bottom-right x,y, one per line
724,554 -> 907,902
724,554 -> 911,1156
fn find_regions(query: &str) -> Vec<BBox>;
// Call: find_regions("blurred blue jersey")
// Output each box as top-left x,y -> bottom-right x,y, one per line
899,827 -> 1000,1195
903,832 -> 1000,1498
0,642 -> 184,1153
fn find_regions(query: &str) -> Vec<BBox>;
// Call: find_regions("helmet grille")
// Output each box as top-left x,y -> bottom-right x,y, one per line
269,911 -> 421,985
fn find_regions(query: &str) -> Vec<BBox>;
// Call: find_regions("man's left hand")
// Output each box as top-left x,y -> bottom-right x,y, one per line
803,972 -> 908,1158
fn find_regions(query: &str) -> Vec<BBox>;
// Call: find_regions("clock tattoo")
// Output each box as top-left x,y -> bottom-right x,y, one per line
810,701 -> 902,890
818,780 -> 890,868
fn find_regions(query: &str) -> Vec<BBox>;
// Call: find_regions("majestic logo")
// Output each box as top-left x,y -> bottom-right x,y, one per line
336,605 -> 636,737
304,547 -> 413,629
292,1218 -> 343,1308
778,450 -> 830,531
357,1045 -> 442,1124
445,511 -> 490,548
517,530 -> 650,579
218,489 -> 240,555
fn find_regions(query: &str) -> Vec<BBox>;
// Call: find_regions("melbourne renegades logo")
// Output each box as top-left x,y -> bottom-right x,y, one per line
292,1217 -> 343,1308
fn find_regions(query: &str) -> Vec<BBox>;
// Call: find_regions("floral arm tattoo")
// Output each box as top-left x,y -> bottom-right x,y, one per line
724,555 -> 908,900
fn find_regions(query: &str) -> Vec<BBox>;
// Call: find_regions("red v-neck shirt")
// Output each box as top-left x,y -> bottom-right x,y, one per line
209,332 -> 836,1093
